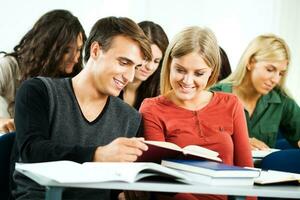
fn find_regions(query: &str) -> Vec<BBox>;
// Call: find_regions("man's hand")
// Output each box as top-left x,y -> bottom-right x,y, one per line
249,137 -> 269,150
0,118 -> 15,133
93,137 -> 148,162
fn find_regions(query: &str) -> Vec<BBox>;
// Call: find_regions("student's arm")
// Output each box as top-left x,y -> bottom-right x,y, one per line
232,97 -> 254,167
280,96 -> 300,148
15,78 -> 97,163
139,99 -> 166,141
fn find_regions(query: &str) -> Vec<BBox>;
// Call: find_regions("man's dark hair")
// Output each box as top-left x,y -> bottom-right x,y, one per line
84,16 -> 152,63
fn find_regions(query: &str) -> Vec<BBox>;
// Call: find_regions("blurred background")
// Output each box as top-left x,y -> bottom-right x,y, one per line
0,0 -> 299,103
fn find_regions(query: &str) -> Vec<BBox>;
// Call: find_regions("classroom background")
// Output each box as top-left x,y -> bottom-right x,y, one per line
0,0 -> 299,103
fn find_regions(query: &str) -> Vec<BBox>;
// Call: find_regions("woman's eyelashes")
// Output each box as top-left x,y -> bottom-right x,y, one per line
175,67 -> 206,77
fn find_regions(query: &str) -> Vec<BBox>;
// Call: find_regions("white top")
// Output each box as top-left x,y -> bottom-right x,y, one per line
0,55 -> 20,117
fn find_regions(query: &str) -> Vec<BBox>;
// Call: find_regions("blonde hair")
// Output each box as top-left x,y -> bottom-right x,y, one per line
222,34 -> 290,91
160,26 -> 221,95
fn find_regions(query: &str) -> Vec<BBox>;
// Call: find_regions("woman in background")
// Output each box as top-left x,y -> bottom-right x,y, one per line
0,9 -> 86,133
218,47 -> 232,81
118,20 -> 169,200
119,21 -> 169,109
211,34 -> 300,150
140,26 -> 253,200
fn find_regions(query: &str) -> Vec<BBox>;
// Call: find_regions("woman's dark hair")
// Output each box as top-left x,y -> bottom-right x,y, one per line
6,9 -> 86,81
218,47 -> 232,81
134,21 -> 169,109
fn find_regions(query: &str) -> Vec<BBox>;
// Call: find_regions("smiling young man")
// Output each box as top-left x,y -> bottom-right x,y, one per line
12,17 -> 152,200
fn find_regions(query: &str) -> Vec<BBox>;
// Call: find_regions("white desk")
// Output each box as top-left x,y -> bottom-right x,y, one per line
42,180 -> 300,200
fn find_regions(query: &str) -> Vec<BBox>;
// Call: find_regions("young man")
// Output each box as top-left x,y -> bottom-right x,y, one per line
12,17 -> 152,200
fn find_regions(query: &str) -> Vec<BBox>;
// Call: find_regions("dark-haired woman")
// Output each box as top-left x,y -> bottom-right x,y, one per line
119,21 -> 169,110
0,9 -> 86,133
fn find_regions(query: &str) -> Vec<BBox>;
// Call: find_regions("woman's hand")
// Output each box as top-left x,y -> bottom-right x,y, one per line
249,137 -> 269,150
0,118 -> 15,133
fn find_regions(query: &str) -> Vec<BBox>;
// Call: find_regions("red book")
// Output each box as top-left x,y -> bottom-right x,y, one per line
137,141 -> 222,163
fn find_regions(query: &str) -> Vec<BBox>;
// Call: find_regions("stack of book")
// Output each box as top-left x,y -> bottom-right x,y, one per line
161,159 -> 261,185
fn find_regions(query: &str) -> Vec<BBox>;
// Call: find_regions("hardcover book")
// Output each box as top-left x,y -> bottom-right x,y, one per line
137,141 -> 222,163
161,159 -> 260,178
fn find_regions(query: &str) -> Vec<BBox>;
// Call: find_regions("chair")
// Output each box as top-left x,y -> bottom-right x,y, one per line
275,139 -> 295,150
259,150 -> 300,200
260,149 -> 300,174
0,132 -> 16,200
275,130 -> 296,150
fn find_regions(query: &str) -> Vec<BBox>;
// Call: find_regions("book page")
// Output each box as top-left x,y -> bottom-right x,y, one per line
17,161 -> 188,184
16,161 -> 84,183
76,162 -> 188,183
251,148 -> 280,158
144,141 -> 182,152
255,170 -> 300,184
140,140 -> 221,162
182,145 -> 219,157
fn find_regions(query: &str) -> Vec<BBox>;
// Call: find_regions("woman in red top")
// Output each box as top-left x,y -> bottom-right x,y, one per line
139,26 -> 254,200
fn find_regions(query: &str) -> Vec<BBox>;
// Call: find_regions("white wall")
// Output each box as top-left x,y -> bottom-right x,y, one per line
0,0 -> 299,103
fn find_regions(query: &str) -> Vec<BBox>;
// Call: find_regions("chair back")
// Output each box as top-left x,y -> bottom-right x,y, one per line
260,149 -> 300,174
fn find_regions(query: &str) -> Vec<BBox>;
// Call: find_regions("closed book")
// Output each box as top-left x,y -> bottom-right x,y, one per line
177,170 -> 255,185
161,159 -> 260,178
15,161 -> 189,186
137,141 -> 221,163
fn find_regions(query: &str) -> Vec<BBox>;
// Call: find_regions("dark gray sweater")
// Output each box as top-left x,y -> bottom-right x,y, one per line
13,77 -> 141,200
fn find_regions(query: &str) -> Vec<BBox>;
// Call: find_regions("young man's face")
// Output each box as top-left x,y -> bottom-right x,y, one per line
91,35 -> 145,96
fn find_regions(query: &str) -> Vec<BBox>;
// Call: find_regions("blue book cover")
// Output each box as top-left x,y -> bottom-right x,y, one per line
162,159 -> 260,178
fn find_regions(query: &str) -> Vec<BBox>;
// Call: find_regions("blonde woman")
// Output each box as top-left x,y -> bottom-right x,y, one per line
211,34 -> 300,150
140,26 -> 254,200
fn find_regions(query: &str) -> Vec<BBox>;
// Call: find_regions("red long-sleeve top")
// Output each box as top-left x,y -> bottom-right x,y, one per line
140,92 -> 253,167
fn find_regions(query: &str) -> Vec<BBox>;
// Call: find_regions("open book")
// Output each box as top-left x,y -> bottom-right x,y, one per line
254,170 -> 300,185
15,161 -> 189,186
137,141 -> 221,163
252,148 -> 280,159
